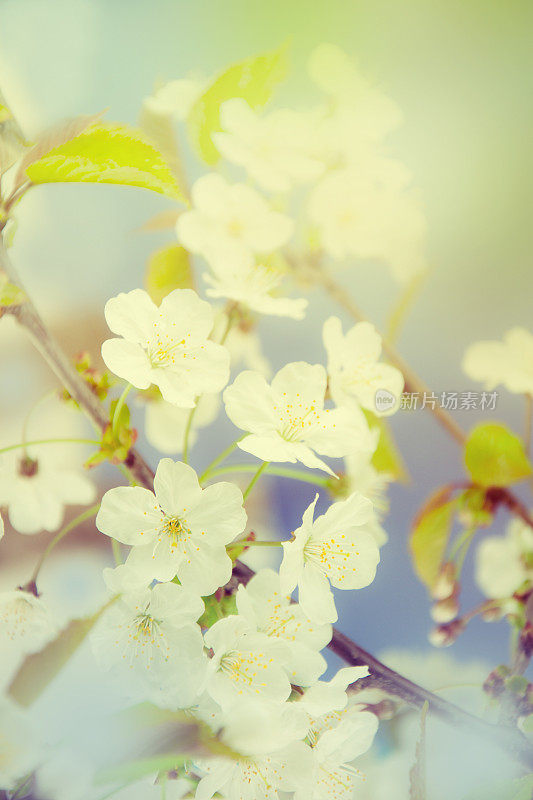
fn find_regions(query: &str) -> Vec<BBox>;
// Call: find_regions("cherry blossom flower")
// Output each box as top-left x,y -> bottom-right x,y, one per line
143,392 -> 220,454
96,458 -> 246,594
213,98 -> 325,192
299,666 -> 370,718
203,257 -> 307,320
0,589 -> 56,654
91,581 -> 206,707
462,328 -> 533,395
236,568 -> 331,686
176,174 -> 294,271
300,709 -> 378,800
0,451 -> 95,535
342,452 -> 391,546
195,701 -> 313,800
280,494 -> 380,624
475,517 -> 533,599
101,288 -> 229,407
223,362 -> 377,476
308,169 -> 426,284
203,615 -> 292,710
323,317 -> 404,416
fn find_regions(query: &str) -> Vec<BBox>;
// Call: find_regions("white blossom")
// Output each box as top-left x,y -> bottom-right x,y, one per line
236,568 -> 331,686
323,317 -> 404,415
0,451 -> 95,535
475,517 -> 533,599
91,581 -> 206,707
101,288 -> 229,407
176,174 -> 293,272
144,393 -> 220,454
308,169 -> 426,284
203,257 -> 307,320
462,328 -> 533,395
299,666 -> 370,718
143,78 -> 205,120
343,452 -> 391,546
0,589 -> 56,654
203,615 -> 292,710
195,701 -> 313,800
223,362 -> 377,476
96,458 -> 246,594
213,98 -> 325,192
280,494 -> 380,624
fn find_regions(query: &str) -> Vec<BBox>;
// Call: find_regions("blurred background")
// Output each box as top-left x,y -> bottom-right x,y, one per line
1,0 -> 533,796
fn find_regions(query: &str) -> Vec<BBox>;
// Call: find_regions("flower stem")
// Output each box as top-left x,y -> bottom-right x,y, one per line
30,503 -> 100,584
112,383 -> 132,437
182,403 -> 198,465
0,437 -> 100,456
227,539 -> 282,550
206,462 -> 330,487
199,437 -> 244,483
242,462 -> 269,502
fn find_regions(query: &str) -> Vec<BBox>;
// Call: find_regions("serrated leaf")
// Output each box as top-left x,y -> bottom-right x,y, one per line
464,423 -> 532,488
363,410 -> 409,482
410,488 -> 457,589
25,123 -> 187,202
15,112 -> 104,187
9,599 -> 114,706
145,243 -> 193,304
187,45 -> 288,164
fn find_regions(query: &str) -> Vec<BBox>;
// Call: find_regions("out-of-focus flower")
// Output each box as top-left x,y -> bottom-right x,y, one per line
143,392 -> 220,454
0,589 -> 56,654
213,98 -> 325,192
91,581 -> 206,707
280,493 -> 380,624
323,317 -> 404,416
101,288 -> 229,407
342,452 -> 391,547
143,78 -> 205,119
236,568 -> 332,686
96,458 -> 246,594
475,517 -> 533,599
204,257 -> 307,320
462,328 -> 533,395
223,361 -> 376,476
176,174 -> 293,271
308,169 -> 426,284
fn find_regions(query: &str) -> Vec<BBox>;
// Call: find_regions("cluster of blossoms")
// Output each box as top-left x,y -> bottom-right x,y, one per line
0,42 -> 432,800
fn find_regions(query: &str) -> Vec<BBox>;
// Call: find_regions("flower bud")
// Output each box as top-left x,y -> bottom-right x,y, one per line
430,597 -> 459,624
428,620 -> 465,647
431,562 -> 457,601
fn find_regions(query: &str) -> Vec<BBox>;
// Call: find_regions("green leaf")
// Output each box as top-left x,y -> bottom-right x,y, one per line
8,598 -> 115,706
363,410 -> 409,482
410,488 -> 457,589
139,100 -> 188,200
199,594 -> 237,628
145,243 -> 193,304
187,44 -> 288,164
25,123 -> 187,202
464,422 -> 533,487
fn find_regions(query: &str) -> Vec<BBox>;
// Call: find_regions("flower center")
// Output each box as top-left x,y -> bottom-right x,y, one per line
161,516 -> 192,550
276,400 -> 321,442
146,318 -> 187,368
